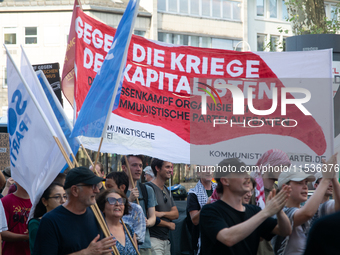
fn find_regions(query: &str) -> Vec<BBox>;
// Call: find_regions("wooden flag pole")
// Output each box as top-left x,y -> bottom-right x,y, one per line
123,155 -> 140,205
91,158 -> 139,255
121,218 -> 140,255
71,153 -> 79,167
92,137 -> 104,177
81,144 -> 94,168
91,204 -> 120,255
53,137 -> 74,168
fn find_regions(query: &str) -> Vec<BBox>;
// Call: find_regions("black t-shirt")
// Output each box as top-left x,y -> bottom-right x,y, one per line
186,193 -> 201,251
200,200 -> 277,255
32,205 -> 104,255
304,211 -> 340,255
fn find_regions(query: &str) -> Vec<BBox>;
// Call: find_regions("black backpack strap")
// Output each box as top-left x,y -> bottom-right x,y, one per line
139,182 -> 149,215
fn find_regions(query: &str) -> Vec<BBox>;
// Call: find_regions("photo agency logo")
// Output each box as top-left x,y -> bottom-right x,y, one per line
199,81 -> 312,128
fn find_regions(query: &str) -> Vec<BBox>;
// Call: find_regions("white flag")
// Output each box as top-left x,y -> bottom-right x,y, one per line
6,47 -> 67,220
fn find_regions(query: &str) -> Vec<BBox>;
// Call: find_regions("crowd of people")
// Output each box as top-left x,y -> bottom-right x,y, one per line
0,151 -> 339,255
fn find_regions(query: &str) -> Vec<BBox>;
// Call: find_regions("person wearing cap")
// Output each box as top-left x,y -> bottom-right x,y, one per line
32,167 -> 116,255
199,158 -> 291,255
272,154 -> 339,255
143,166 -> 154,182
186,166 -> 216,254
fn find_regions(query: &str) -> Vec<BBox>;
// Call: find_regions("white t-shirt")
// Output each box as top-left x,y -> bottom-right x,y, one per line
0,200 -> 8,232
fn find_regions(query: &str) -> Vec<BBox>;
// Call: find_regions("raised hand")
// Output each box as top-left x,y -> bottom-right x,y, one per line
263,185 -> 291,217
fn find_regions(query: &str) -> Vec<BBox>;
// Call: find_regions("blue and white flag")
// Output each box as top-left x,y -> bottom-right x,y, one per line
71,0 -> 140,138
20,46 -> 74,161
6,46 -> 67,220
36,70 -> 80,171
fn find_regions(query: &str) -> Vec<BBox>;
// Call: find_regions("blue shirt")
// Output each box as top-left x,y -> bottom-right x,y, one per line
126,182 -> 157,249
122,202 -> 146,244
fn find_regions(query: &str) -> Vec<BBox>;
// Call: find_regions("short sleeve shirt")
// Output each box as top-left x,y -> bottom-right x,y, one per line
272,207 -> 310,255
148,182 -> 176,240
126,182 -> 157,249
200,200 -> 277,255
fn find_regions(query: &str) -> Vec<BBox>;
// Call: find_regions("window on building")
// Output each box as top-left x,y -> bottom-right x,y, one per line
201,37 -> 212,48
257,0 -> 264,16
282,0 -> 288,20
158,32 -> 165,42
331,5 -> 338,20
232,1 -> 241,20
180,0 -> 189,14
25,27 -> 38,44
4,27 -> 17,45
233,40 -> 243,51
223,0 -> 232,19
270,35 -> 279,51
158,0 -> 241,20
158,32 -> 240,50
202,0 -> 211,16
212,0 -> 221,17
158,0 -> 166,11
3,67 -> 7,88
134,30 -> 146,37
190,36 -> 200,47
179,35 -> 189,45
190,0 -> 200,15
169,0 -> 178,12
257,34 -> 266,51
270,0 -> 278,18
212,38 -> 233,50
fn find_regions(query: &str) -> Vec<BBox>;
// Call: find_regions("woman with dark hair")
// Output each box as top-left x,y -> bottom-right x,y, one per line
28,182 -> 66,253
97,189 -> 138,255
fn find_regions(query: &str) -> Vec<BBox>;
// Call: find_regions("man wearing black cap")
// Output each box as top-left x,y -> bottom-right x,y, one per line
200,158 -> 292,255
32,167 -> 116,255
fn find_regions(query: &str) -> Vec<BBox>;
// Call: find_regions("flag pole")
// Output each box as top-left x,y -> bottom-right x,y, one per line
92,0 -> 140,172
4,44 -> 73,168
90,158 -> 138,255
21,45 -> 78,167
121,219 -> 140,255
53,137 -> 74,168
124,155 -> 140,205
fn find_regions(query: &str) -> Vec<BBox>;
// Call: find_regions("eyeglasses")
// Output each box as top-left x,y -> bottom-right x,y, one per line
76,183 -> 101,190
48,195 -> 67,202
106,197 -> 126,205
163,190 -> 168,203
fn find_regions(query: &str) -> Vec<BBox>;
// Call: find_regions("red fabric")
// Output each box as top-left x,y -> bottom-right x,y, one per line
1,193 -> 32,255
254,149 -> 291,209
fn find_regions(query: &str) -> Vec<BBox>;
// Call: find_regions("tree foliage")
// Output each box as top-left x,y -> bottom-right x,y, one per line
286,0 -> 340,34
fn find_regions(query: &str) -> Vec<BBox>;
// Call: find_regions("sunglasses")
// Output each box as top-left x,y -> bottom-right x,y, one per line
106,197 -> 126,205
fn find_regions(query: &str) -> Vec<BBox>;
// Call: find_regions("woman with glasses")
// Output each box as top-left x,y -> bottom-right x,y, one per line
28,182 -> 66,253
97,189 -> 138,255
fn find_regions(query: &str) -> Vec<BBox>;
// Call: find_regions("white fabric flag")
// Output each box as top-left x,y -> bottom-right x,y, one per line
0,200 -> 8,232
6,48 -> 67,220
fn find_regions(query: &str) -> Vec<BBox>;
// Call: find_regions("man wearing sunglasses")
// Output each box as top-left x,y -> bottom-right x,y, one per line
147,158 -> 179,255
32,167 -> 116,255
